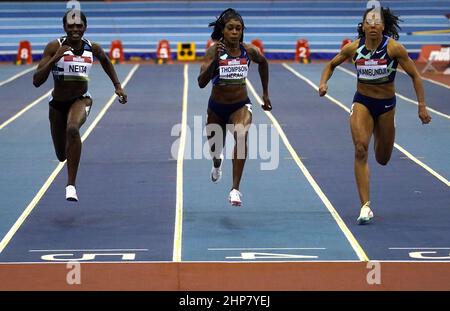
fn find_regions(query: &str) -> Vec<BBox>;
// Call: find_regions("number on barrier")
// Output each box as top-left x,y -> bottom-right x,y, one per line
112,48 -> 121,60
159,47 -> 168,59
20,48 -> 28,59
298,47 -> 307,58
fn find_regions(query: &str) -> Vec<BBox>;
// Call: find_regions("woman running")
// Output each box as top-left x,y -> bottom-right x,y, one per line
33,10 -> 128,201
198,8 -> 272,206
319,7 -> 431,224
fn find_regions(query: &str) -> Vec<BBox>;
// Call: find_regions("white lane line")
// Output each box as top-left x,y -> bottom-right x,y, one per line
0,89 -> 52,130
29,249 -> 148,252
398,68 -> 450,90
0,65 -> 37,87
209,248 -> 326,250
172,64 -> 189,262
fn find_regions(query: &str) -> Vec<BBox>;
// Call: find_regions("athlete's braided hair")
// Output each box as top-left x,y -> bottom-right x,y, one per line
209,8 -> 245,42
357,7 -> 402,40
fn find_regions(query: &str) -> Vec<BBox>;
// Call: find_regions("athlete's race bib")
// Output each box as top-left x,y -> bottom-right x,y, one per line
218,58 -> 248,80
62,55 -> 92,81
356,59 -> 389,82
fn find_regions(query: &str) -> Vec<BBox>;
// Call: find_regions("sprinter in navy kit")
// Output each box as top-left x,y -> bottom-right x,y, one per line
318,7 -> 431,224
198,8 -> 272,206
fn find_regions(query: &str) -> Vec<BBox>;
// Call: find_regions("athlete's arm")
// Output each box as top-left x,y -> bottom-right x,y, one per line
319,40 -> 358,96
33,40 -> 70,87
92,42 -> 127,104
198,44 -> 220,88
245,43 -> 271,111
390,41 -> 431,124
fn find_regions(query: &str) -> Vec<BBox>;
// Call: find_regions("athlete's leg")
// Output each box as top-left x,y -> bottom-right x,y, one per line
206,109 -> 226,166
350,103 -> 374,206
49,105 -> 68,162
229,105 -> 252,191
374,108 -> 395,166
65,97 -> 92,186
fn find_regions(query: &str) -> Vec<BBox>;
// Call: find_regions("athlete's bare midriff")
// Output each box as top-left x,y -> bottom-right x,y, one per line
211,84 -> 248,104
52,80 -> 88,101
357,81 -> 395,99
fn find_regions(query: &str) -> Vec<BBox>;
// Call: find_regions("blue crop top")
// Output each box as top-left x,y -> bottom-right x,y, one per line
212,44 -> 251,86
353,35 -> 398,85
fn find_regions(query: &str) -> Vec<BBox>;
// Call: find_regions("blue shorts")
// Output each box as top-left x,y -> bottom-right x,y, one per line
208,97 -> 252,123
353,91 -> 396,118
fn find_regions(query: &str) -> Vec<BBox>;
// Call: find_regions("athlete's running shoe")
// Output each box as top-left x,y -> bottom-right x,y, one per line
228,189 -> 242,207
65,185 -> 78,202
357,201 -> 373,225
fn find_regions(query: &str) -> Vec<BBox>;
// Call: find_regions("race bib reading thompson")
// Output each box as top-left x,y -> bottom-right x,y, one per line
356,59 -> 389,83
219,58 -> 248,81
63,55 -> 92,81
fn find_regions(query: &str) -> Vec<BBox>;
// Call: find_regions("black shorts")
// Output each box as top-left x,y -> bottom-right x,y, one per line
48,92 -> 92,116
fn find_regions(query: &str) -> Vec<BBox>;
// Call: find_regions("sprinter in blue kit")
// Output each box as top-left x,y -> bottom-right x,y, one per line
198,8 -> 272,206
33,10 -> 127,202
319,7 -> 431,224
